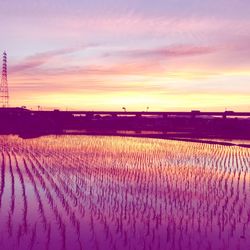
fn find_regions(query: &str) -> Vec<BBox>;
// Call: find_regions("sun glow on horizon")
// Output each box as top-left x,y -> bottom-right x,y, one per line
1,0 -> 250,111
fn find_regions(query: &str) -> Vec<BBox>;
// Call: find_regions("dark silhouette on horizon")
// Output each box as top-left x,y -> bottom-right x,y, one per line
0,107 -> 249,141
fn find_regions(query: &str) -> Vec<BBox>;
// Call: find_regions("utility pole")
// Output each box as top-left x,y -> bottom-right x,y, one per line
0,51 -> 9,107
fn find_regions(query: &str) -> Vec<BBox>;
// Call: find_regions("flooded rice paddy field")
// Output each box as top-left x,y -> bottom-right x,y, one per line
0,135 -> 250,250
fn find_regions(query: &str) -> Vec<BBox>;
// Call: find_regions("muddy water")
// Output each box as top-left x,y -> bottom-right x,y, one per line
0,135 -> 249,250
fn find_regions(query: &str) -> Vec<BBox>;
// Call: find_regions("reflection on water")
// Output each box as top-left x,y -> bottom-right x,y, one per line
0,135 -> 250,250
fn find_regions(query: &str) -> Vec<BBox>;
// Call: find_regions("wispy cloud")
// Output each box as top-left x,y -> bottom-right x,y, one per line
10,44 -> 216,78
104,44 -> 216,60
3,0 -> 250,110
9,44 -> 96,73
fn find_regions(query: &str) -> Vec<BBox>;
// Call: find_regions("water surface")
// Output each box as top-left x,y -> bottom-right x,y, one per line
0,135 -> 249,250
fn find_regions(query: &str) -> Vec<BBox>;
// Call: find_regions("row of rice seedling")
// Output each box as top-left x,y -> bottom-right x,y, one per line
0,135 -> 249,250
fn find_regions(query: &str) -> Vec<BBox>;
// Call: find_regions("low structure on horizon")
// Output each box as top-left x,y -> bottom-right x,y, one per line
0,107 -> 249,140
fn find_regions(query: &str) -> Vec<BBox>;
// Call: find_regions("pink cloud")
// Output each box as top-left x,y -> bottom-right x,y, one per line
9,44 -> 215,77
104,44 -> 216,60
9,45 -> 97,73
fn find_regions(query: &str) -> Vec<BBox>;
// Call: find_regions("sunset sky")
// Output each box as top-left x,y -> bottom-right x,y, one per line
0,0 -> 250,111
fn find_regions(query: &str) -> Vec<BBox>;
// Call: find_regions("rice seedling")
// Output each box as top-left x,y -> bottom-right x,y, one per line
0,135 -> 249,250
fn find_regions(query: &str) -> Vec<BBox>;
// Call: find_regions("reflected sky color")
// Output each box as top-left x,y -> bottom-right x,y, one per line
0,135 -> 250,250
0,0 -> 250,110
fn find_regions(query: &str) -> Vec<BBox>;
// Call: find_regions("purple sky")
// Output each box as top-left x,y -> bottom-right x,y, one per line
0,0 -> 250,110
